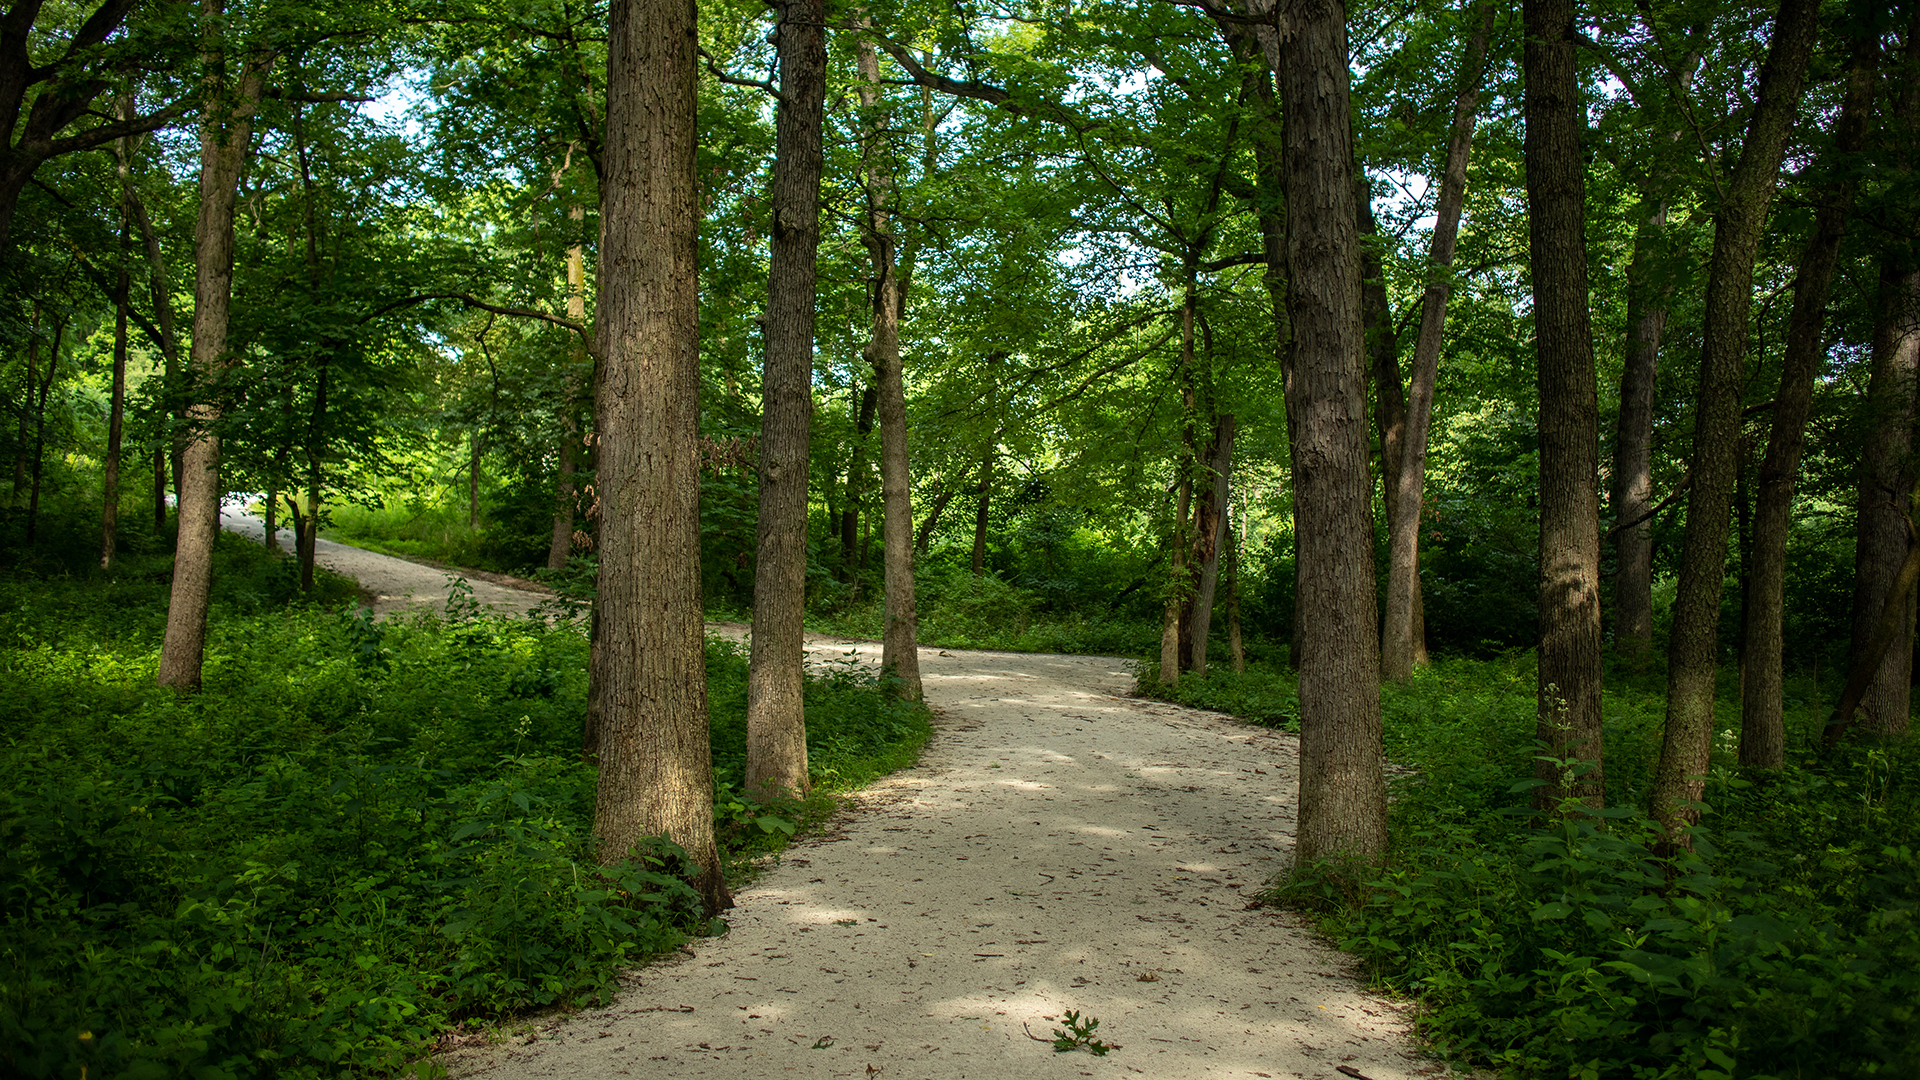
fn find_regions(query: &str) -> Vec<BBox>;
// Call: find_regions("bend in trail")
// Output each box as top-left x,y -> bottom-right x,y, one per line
218,510 -> 1441,1079
219,498 -> 555,618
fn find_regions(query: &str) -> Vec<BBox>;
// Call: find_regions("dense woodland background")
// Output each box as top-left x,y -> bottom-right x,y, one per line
5,0 -> 1920,1075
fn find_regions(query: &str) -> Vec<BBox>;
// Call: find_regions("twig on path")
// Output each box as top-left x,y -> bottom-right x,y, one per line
1336,1066 -> 1379,1080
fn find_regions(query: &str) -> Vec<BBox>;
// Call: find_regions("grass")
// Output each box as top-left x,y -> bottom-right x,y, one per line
0,507 -> 932,1080
807,566 -> 1164,657
1140,654 -> 1920,1079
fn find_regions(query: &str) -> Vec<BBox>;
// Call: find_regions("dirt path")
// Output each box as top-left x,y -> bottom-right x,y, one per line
219,511 -> 1441,1079
219,498 -> 555,618
452,637 -> 1439,1080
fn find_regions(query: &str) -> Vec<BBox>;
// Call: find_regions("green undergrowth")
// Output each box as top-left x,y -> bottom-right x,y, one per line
1148,656 -> 1920,1078
808,566 -> 1160,656
1,526 -> 930,1079
319,501 -> 521,576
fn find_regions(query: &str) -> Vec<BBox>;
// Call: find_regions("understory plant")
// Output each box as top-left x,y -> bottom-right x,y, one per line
0,524 -> 931,1079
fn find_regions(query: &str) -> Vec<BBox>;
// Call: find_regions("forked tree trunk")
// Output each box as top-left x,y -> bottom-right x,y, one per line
1383,0 -> 1493,681
1524,0 -> 1605,810
1259,0 -> 1386,866
1653,0 -> 1818,842
746,0 -> 826,802
590,0 -> 729,914
157,19 -> 272,691
1741,30 -> 1876,767
857,30 -> 921,701
1185,415 -> 1236,678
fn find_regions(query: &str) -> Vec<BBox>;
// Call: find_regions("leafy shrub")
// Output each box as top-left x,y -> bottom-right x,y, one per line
1245,657 -> 1920,1079
0,521 -> 931,1078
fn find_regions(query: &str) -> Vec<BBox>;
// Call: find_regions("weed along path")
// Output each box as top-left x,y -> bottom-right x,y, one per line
455,636 -> 1441,1080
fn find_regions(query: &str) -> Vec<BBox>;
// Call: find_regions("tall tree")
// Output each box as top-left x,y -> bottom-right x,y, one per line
745,0 -> 826,802
589,0 -> 730,913
546,203 -> 587,572
1741,19 -> 1876,767
857,30 -> 922,700
1840,13 -> 1920,743
157,0 -> 273,690
1652,0 -> 1819,840
1381,0 -> 1494,681
1524,0 -> 1605,809
1258,0 -> 1386,866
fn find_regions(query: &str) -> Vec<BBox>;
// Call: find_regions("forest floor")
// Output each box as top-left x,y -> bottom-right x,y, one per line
217,510 -> 1448,1080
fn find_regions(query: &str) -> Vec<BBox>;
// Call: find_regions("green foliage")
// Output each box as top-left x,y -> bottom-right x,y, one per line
1135,660 -> 1300,730
1243,658 -> 1920,1080
0,522 -> 931,1078
1045,1010 -> 1115,1056
813,566 -> 1161,657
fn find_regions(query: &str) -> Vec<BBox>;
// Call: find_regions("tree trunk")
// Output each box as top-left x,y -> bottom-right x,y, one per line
746,0 -> 826,803
1846,261 -> 1920,739
1610,204 -> 1670,665
468,431 -> 481,528
1226,519 -> 1246,673
299,360 -> 328,592
971,445 -> 994,575
548,204 -> 589,571
1160,269 -> 1200,686
1185,414 -> 1236,678
1262,0 -> 1386,867
101,117 -> 133,570
590,0 -> 730,914
916,481 -> 954,554
1382,0 -> 1492,681
157,19 -> 272,691
1741,30 -> 1876,767
25,311 -> 59,544
857,30 -> 921,700
263,480 -> 278,552
128,186 -> 179,536
839,383 -> 876,582
1524,0 -> 1606,810
1653,0 -> 1819,841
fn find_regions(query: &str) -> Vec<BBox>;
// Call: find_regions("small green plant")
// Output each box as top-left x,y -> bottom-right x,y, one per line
1046,1010 -> 1115,1055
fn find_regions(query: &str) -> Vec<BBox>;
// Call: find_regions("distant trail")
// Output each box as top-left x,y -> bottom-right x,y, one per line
217,497 -> 553,618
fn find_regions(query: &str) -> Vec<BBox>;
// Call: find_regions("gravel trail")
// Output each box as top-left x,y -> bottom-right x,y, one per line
220,508 -> 1442,1080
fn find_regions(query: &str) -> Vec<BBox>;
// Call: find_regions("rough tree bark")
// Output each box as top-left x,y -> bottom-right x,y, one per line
1841,18 -> 1920,744
590,0 -> 730,914
857,30 -> 921,700
1524,0 -> 1606,810
1262,0 -> 1386,866
1740,28 -> 1876,767
1383,0 -> 1493,681
745,0 -> 826,802
1846,261 -> 1920,739
156,13 -> 272,691
1653,0 -> 1819,841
